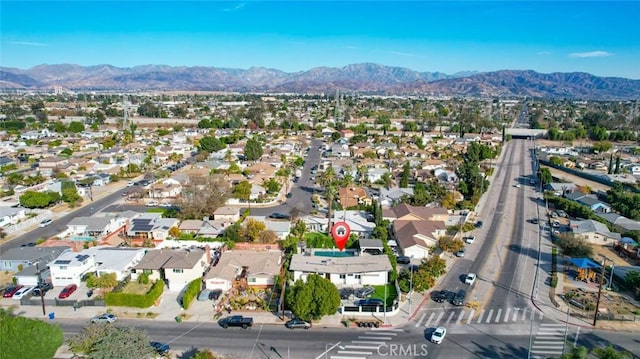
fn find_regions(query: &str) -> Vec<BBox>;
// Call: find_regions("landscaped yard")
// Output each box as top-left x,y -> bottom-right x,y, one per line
121,281 -> 153,295
371,284 -> 398,307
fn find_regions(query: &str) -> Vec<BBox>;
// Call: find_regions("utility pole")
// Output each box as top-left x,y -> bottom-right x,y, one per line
592,258 -> 607,326
35,262 -> 46,316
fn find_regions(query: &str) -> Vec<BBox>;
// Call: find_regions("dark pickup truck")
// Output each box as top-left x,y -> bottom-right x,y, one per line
218,315 -> 253,329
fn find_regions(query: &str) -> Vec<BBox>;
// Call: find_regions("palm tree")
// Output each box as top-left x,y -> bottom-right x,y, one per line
325,185 -> 337,235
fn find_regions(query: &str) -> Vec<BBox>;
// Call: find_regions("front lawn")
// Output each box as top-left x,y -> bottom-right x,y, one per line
121,281 -> 153,295
371,284 -> 398,307
0,308 -> 64,359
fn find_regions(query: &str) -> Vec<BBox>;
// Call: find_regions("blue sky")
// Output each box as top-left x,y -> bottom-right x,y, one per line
1,1 -> 639,79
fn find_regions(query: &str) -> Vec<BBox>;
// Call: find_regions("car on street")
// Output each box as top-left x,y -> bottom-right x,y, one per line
465,273 -> 477,285
463,236 -> 476,244
355,286 -> 374,298
431,327 -> 447,344
269,213 -> 291,220
452,289 -> 466,306
11,286 -> 34,299
530,218 -> 539,224
286,192 -> 293,198
150,341 -> 170,355
475,221 -> 484,228
455,247 -> 466,257
90,313 -> 118,324
126,181 -> 134,187
39,219 -> 52,227
431,290 -> 452,303
285,318 -> 312,329
514,184 -> 521,188
146,201 -> 159,207
396,256 -> 411,264
58,284 -> 77,299
159,202 -> 173,207
2,285 -> 23,298
218,315 -> 253,329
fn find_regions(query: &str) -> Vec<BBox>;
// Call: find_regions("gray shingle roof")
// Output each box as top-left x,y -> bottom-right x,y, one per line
289,253 -> 391,274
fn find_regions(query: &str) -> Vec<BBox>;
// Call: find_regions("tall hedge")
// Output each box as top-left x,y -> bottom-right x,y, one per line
105,280 -> 164,308
181,279 -> 201,310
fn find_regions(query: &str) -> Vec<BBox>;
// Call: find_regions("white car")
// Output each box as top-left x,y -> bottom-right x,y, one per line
39,219 -> 52,227
464,236 -> 476,244
12,286 -> 35,299
146,201 -> 159,207
465,273 -> 477,285
431,327 -> 447,344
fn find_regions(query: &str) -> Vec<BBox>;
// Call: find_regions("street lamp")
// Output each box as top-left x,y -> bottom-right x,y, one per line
608,263 -> 615,291
593,257 -> 608,326
409,255 -> 415,314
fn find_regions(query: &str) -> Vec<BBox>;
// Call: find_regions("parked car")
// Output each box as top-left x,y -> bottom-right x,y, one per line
475,221 -> 484,228
285,318 -> 311,329
32,282 -> 53,296
146,201 -> 159,207
12,286 -> 34,299
197,289 -> 212,301
339,288 -> 354,299
556,210 -> 568,218
90,313 -> 118,324
218,315 -> 253,329
2,285 -> 23,298
465,273 -> 477,285
452,289 -> 466,306
269,213 -> 290,220
58,284 -> 78,299
39,219 -> 52,227
530,218 -> 539,224
552,221 -> 560,228
463,236 -> 476,244
396,256 -> 411,264
355,286 -> 374,298
150,341 -> 170,355
455,247 -> 466,257
357,298 -> 384,307
431,327 -> 447,344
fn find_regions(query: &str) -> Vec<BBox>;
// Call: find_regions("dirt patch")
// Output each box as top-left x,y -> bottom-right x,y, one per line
0,271 -> 16,286
112,310 -> 159,319
592,245 -> 635,267
543,165 -> 612,193
120,281 -> 153,295
564,286 -> 640,316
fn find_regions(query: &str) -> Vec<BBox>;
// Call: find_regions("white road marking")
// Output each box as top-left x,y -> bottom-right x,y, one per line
477,309 -> 485,324
424,312 -> 436,327
352,341 -> 386,345
456,310 -> 465,324
445,311 -> 455,324
358,336 -> 392,340
365,332 -> 397,336
504,308 -> 511,322
574,327 -> 580,347
485,309 -> 494,323
433,311 -> 445,326
466,309 -> 475,324
512,308 -> 519,321
337,351 -> 372,355
495,308 -> 502,323
343,345 -> 380,350
330,356 -> 367,359
315,342 -> 341,359
415,313 -> 426,327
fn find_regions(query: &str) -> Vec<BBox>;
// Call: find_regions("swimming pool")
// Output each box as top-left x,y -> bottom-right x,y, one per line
314,251 -> 355,257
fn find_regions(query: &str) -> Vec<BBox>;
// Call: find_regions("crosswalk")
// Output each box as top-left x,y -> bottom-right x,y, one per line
326,328 -> 403,359
529,323 -> 566,358
413,306 -> 544,327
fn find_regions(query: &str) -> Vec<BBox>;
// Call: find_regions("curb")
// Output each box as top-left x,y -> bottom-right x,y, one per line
407,295 -> 429,321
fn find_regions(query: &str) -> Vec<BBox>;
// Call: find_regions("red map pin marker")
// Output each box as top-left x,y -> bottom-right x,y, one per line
331,221 -> 351,251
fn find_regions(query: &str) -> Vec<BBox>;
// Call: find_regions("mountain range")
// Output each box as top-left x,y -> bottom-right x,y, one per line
1,63 -> 639,99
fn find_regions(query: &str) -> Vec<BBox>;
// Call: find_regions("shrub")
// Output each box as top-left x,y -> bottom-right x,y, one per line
0,308 -> 64,359
137,272 -> 150,285
105,280 -> 163,308
181,279 -> 201,310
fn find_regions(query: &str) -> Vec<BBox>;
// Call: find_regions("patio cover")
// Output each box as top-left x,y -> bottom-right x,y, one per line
620,237 -> 638,246
568,257 -> 601,269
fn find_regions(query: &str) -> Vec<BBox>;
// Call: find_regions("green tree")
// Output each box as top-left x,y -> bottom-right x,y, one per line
69,324 -> 155,359
67,121 -> 85,133
242,218 -> 266,242
286,274 -> 340,321
198,136 -> 226,153
290,220 -> 307,240
538,167 -> 553,186
262,177 -> 282,194
400,161 -> 410,188
232,181 -> 252,201
591,345 -> 632,359
244,138 -> 263,161
561,346 -> 588,359
19,190 -> 60,208
62,186 -> 82,206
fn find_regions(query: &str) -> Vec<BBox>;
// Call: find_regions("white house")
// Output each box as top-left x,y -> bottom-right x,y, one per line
213,206 -> 240,222
332,211 -> 376,238
246,216 -> 291,239
66,216 -> 125,238
569,219 -> 622,245
204,250 -> 282,292
93,247 -> 146,281
148,178 -> 182,199
126,213 -> 179,240
289,253 -> 391,287
0,207 -> 26,228
48,248 -> 97,287
131,247 -> 210,292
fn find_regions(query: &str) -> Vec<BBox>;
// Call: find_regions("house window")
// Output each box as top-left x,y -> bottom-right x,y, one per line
60,266 -> 67,270
143,269 -> 152,274
339,274 -> 346,279
172,269 -> 183,273
2,262 -> 11,269
248,278 -> 256,283
355,274 -> 361,279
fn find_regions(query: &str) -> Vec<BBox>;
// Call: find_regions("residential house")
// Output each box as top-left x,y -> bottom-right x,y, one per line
392,220 -> 447,259
382,203 -> 449,222
93,247 -> 146,281
48,249 -> 97,286
66,216 -> 124,238
338,186 -> 371,208
126,213 -> 179,240
1,246 -> 71,286
367,168 -> 388,183
545,183 -> 578,196
434,168 -> 458,183
569,219 -> 622,245
289,253 -> 391,287
204,250 -> 282,292
131,247 -> 210,292
0,206 -> 26,228
178,220 -> 204,235
148,178 -> 182,199
378,187 -> 414,208
330,144 -> 351,158
0,156 -> 15,167
299,215 -> 328,233
213,206 -> 240,222
565,193 -> 612,213
332,210 -> 376,238
92,173 -> 111,186
246,216 -> 291,239
597,212 -> 640,234
38,157 -> 70,171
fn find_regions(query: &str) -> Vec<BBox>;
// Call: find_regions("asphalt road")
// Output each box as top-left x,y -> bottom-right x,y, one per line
55,319 -> 640,359
0,185 -> 132,251
250,138 -> 325,218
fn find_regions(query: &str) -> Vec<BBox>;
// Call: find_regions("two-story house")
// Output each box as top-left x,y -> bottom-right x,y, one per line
131,247 -> 210,292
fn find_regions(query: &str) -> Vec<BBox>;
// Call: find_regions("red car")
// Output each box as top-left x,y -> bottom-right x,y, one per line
58,284 -> 77,299
2,285 -> 24,298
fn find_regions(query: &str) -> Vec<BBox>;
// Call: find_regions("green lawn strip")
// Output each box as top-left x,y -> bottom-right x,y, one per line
371,284 -> 398,307
0,310 -> 64,359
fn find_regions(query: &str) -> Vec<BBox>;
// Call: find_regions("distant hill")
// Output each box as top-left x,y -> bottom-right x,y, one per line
1,63 -> 639,99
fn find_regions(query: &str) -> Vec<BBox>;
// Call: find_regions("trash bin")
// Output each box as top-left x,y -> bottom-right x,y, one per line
48,312 -> 55,320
